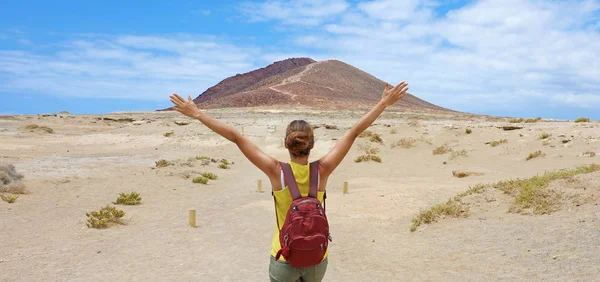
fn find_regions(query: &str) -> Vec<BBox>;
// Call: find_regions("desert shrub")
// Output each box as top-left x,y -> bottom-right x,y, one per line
0,164 -> 26,194
508,118 -> 524,123
391,137 -> 417,149
450,150 -> 468,160
25,124 -> 54,133
539,132 -> 551,139
164,131 -> 174,137
574,117 -> 590,123
542,140 -> 551,146
0,194 -> 19,203
218,159 -> 231,169
526,150 -> 544,161
201,172 -> 218,180
113,192 -> 142,205
410,200 -> 467,232
86,205 -> 125,228
433,145 -> 451,155
155,159 -> 173,168
524,117 -> 542,123
495,164 -> 600,214
465,128 -> 472,134
354,155 -> 382,163
193,177 -> 209,184
488,139 -> 508,147
196,156 -> 211,166
358,130 -> 373,138
59,111 -> 70,115
369,133 -> 383,144
355,143 -> 382,163
583,151 -> 596,157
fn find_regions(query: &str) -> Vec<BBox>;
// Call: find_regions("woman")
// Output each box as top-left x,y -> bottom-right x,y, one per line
169,81 -> 409,281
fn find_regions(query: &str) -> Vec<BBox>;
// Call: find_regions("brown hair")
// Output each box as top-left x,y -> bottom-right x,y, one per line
285,120 -> 314,157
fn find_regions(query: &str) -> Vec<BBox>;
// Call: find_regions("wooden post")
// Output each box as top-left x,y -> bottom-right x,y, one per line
189,209 -> 196,228
343,181 -> 349,194
257,179 -> 263,193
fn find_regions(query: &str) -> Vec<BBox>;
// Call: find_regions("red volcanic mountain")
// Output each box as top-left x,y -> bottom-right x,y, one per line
170,58 -> 450,112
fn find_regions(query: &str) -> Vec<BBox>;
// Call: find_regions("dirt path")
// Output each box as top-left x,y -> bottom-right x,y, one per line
269,61 -> 322,104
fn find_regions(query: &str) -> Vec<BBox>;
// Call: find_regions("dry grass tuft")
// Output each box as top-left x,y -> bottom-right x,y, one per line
433,145 -> 452,155
488,139 -> 508,147
390,128 -> 397,134
155,159 -> 173,168
25,124 -> 54,133
539,132 -> 551,139
524,117 -> 542,123
410,200 -> 467,232
583,151 -> 596,157
369,134 -> 383,144
354,155 -> 382,163
526,150 -> 544,160
164,131 -> 174,137
355,143 -> 382,163
452,171 -> 483,178
86,205 -> 125,229
465,128 -> 472,134
201,172 -> 218,180
218,159 -> 231,169
574,117 -> 590,123
113,192 -> 142,205
410,164 -> 600,231
358,130 -> 374,138
508,118 -> 524,123
1,194 -> 19,203
450,149 -> 468,160
494,164 -> 600,214
391,137 -> 417,149
193,177 -> 209,184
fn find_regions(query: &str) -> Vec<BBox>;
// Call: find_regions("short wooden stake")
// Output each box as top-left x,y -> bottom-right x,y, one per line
343,181 -> 349,194
189,209 -> 197,228
241,126 -> 244,133
257,179 -> 263,193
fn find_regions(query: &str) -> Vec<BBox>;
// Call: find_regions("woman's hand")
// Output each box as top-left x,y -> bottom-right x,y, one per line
380,81 -> 409,107
169,93 -> 202,118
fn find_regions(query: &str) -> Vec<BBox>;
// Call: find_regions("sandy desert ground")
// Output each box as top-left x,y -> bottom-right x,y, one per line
1,109 -> 600,281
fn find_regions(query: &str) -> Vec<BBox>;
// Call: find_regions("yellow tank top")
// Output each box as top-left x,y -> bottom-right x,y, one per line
271,161 -> 328,261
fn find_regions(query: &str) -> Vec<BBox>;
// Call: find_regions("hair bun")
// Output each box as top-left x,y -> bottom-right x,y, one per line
286,132 -> 310,155
285,120 -> 315,157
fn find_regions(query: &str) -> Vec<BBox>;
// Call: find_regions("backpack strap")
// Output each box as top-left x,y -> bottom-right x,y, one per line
309,161 -> 319,198
280,162 -> 301,200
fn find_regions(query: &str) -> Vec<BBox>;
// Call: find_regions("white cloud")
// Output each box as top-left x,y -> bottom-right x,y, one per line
0,35 -> 260,100
239,0 -> 349,26
551,93 -> 600,108
244,0 -> 600,113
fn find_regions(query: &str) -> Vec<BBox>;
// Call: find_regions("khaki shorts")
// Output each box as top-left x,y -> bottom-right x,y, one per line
269,256 -> 328,282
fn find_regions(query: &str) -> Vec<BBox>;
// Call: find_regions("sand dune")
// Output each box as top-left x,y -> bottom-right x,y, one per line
1,110 -> 599,281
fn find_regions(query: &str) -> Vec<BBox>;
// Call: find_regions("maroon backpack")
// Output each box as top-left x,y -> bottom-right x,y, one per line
274,161 -> 331,268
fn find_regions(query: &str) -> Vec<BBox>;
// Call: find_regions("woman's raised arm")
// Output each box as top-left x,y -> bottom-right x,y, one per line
318,82 -> 409,176
169,94 -> 279,178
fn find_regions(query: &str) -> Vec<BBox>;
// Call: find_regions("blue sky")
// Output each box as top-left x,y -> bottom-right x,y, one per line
1,0 -> 599,120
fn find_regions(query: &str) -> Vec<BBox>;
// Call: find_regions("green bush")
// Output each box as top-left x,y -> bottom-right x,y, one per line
86,205 -> 125,228
113,192 -> 142,205
201,172 -> 218,180
193,177 -> 209,184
